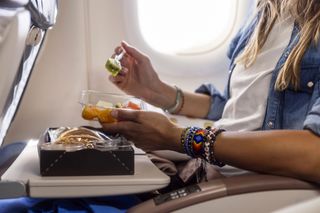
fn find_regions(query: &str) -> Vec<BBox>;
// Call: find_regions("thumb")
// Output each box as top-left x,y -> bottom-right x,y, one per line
121,41 -> 146,62
111,109 -> 140,122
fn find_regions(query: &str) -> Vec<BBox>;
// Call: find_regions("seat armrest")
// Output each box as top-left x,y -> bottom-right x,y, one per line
128,174 -> 319,213
221,174 -> 317,195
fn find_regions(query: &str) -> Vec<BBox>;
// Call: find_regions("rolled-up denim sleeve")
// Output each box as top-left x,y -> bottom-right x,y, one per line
304,98 -> 320,136
195,83 -> 228,121
304,81 -> 320,136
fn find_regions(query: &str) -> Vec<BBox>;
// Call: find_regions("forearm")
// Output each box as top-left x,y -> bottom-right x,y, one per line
149,82 -> 211,118
178,90 -> 211,118
215,130 -> 320,182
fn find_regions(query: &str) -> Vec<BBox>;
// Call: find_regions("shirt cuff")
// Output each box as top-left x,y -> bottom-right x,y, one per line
303,102 -> 320,136
195,83 -> 227,121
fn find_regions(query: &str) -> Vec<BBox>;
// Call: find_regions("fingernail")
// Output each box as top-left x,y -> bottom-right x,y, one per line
111,110 -> 118,118
121,40 -> 128,47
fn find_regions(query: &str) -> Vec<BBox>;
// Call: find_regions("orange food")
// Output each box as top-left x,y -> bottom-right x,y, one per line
82,105 -> 99,120
82,106 -> 116,123
126,101 -> 141,110
97,108 -> 116,123
82,100 -> 141,123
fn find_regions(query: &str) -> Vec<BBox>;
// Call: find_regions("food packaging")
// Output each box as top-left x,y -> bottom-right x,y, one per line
38,127 -> 134,176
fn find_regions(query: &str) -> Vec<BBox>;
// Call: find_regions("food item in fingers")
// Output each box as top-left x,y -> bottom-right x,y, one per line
82,105 -> 116,123
81,98 -> 142,123
97,108 -> 116,123
82,105 -> 99,120
105,52 -> 124,77
105,58 -> 122,77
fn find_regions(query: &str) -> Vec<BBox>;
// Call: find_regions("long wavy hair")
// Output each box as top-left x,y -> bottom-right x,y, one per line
236,0 -> 320,91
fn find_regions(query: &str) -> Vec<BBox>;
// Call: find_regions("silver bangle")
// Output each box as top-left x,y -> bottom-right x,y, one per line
163,86 -> 183,114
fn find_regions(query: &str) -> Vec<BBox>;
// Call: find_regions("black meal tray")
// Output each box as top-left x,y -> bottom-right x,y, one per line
38,127 -> 134,176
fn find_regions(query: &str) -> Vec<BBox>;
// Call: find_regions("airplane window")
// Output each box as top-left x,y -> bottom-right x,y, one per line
137,0 -> 238,55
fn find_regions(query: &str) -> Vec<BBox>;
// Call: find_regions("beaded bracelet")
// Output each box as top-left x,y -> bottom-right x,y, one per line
183,127 -> 200,157
181,126 -> 206,158
205,127 -> 225,167
180,127 -> 190,152
180,126 -> 226,167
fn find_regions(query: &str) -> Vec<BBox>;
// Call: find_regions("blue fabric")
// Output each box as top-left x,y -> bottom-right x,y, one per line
0,195 -> 141,213
196,15 -> 320,136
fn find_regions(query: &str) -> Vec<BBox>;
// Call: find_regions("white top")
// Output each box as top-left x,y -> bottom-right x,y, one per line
215,15 -> 294,131
214,15 -> 294,176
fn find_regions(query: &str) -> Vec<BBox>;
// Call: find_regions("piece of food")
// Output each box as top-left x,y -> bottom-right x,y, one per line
96,100 -> 113,108
115,102 -> 123,108
126,101 -> 141,110
55,127 -> 103,148
81,98 -> 141,123
97,108 -> 116,123
82,105 -> 99,120
105,58 -> 122,76
82,105 -> 116,123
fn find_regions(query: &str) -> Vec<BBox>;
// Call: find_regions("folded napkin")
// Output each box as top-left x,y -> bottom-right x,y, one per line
148,151 -> 225,184
147,152 -> 178,176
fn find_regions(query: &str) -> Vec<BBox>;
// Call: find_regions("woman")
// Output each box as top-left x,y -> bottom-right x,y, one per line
102,0 -> 320,182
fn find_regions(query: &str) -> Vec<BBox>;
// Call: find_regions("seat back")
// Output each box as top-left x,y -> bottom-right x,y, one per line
0,0 -> 57,146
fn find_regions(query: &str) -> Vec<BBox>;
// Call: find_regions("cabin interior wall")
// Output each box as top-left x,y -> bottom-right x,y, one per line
4,0 -> 252,144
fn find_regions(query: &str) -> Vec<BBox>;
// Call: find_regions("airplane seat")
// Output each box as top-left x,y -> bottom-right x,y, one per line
0,0 -> 57,136
0,0 -> 57,175
128,174 -> 320,213
0,142 -> 26,176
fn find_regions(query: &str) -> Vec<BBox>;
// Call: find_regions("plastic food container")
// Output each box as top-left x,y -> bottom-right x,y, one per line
80,90 -> 145,123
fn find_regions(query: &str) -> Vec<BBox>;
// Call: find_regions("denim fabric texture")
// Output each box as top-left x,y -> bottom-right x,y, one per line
196,16 -> 320,136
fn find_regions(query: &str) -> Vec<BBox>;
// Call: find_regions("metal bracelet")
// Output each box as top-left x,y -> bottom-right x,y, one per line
164,86 -> 183,114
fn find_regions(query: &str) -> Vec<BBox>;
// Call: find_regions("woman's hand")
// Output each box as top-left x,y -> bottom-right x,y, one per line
100,109 -> 184,152
109,41 -> 167,105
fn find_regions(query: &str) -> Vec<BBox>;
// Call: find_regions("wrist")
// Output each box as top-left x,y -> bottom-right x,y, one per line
162,86 -> 184,114
171,127 -> 185,152
145,81 -> 177,109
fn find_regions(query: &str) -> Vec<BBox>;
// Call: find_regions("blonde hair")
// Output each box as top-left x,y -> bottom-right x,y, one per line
236,0 -> 320,91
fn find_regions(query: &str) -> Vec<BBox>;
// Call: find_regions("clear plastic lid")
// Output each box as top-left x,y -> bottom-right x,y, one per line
79,90 -> 146,110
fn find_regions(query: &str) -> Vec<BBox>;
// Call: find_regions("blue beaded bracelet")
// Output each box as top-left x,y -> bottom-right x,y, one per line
180,126 -> 226,167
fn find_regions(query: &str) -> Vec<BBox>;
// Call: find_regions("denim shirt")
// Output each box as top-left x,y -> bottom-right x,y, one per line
196,16 -> 320,136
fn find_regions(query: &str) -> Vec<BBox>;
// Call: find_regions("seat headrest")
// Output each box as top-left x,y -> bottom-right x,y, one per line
0,0 -> 28,8
26,0 -> 58,29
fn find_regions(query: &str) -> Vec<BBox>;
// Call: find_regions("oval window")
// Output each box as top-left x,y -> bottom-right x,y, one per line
137,0 -> 238,55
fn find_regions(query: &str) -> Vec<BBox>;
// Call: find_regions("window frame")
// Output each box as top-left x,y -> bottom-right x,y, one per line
121,0 -> 253,77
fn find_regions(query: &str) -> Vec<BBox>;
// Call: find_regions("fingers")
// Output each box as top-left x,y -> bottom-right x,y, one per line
101,121 -> 136,136
111,109 -> 141,122
109,73 -> 126,83
112,46 -> 133,69
108,67 -> 129,88
121,41 -> 147,63
114,46 -> 124,55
